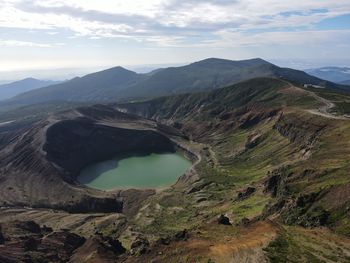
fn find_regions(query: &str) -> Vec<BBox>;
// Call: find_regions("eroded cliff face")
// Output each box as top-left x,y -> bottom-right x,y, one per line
273,112 -> 327,150
0,105 -> 180,213
44,119 -> 175,175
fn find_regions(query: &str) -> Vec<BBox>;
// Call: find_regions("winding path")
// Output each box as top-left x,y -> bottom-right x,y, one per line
305,90 -> 349,120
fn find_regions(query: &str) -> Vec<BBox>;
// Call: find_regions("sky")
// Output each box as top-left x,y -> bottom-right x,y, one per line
0,0 -> 350,80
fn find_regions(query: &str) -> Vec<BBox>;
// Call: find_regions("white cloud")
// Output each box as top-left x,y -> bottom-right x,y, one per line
0,0 -> 349,70
212,29 -> 350,48
0,39 -> 54,47
32,0 -> 166,17
0,0 -> 349,42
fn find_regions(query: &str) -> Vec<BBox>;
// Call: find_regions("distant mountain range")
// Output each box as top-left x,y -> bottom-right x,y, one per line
0,78 -> 61,101
120,58 -> 347,99
1,58 -> 348,108
340,79 -> 350,85
306,67 -> 350,84
6,67 -> 143,106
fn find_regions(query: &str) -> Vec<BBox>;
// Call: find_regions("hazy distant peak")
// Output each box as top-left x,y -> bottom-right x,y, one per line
101,66 -> 136,74
321,67 -> 350,74
0,78 -> 60,101
21,77 -> 38,82
306,66 -> 350,83
6,77 -> 40,85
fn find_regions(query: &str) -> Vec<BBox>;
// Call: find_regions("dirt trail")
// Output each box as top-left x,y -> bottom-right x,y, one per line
305,90 -> 349,120
280,79 -> 349,120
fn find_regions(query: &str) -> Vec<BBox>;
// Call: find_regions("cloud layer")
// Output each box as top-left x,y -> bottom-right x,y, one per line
0,0 -> 349,71
0,0 -> 349,44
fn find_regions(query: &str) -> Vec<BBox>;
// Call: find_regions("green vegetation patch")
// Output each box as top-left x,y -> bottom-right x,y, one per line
264,226 -> 350,263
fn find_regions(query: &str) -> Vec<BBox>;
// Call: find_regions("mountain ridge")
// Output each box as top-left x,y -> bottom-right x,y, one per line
0,78 -> 60,101
1,58 -> 348,110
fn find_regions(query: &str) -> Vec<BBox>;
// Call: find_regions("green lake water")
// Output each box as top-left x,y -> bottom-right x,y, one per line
77,152 -> 191,190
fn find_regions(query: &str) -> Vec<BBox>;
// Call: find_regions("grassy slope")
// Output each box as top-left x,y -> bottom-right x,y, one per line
264,226 -> 350,263
117,77 -> 350,262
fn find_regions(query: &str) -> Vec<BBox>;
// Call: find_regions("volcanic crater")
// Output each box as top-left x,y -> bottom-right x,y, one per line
0,104 -> 195,213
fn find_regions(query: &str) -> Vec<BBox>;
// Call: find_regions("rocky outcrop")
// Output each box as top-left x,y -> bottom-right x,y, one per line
174,229 -> 189,241
130,236 -> 150,255
0,219 -> 127,263
273,113 -> 327,149
237,187 -> 256,200
154,229 -> 189,248
238,108 -> 280,129
264,168 -> 291,197
263,187 -> 332,228
245,133 -> 262,148
0,220 -> 86,263
71,234 -> 126,262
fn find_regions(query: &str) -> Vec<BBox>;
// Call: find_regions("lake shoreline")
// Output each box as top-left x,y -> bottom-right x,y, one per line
78,151 -> 192,191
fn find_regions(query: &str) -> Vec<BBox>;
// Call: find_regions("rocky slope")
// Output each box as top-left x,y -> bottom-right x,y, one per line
0,219 -> 128,263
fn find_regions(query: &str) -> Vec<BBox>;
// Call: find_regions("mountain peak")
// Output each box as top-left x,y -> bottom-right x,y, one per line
190,57 -> 272,67
84,66 -> 137,78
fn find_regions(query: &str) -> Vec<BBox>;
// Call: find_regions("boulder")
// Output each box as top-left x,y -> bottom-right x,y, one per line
130,236 -> 150,255
174,229 -> 189,241
155,236 -> 171,246
217,214 -> 231,225
105,237 -> 126,255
